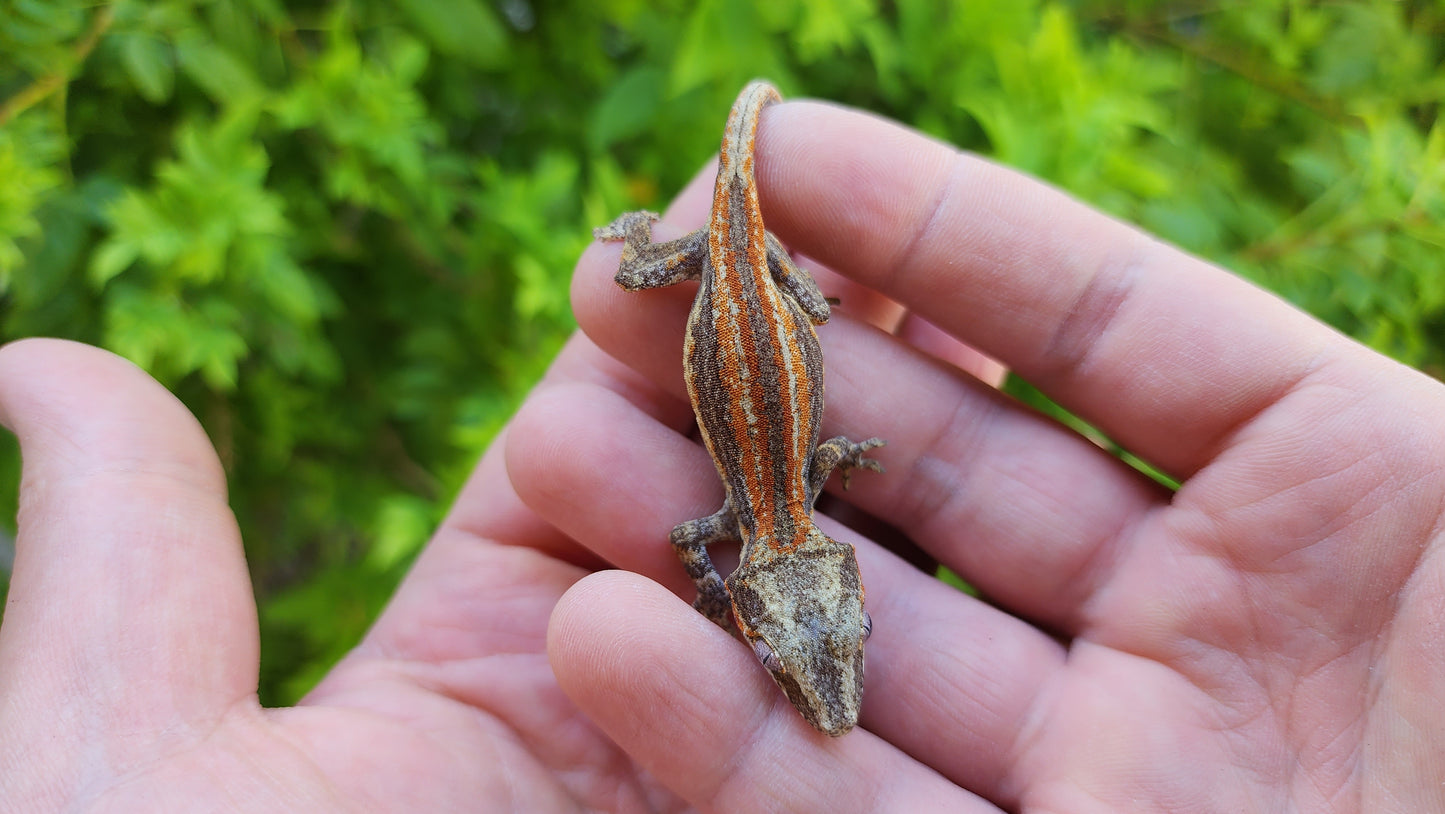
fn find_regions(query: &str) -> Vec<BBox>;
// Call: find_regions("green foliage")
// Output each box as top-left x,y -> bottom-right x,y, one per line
2,0 -> 1442,701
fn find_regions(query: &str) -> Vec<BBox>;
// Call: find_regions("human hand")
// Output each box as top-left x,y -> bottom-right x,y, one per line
5,94 -> 1441,814
0,337 -> 705,810
514,98 -> 1445,811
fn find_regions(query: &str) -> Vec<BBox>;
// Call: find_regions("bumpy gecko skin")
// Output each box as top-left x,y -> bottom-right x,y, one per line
595,81 -> 884,736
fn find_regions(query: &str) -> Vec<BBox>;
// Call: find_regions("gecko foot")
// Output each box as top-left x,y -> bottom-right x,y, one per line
692,574 -> 733,631
593,210 -> 660,242
817,436 -> 887,491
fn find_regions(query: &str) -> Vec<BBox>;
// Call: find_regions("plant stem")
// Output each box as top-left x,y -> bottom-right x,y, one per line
0,5 -> 116,127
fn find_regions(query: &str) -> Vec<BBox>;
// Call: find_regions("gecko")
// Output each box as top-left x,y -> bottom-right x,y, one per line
594,81 -> 884,737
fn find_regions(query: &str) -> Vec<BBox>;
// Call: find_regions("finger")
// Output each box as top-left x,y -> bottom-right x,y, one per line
897,313 -> 1007,386
0,340 -> 257,732
575,219 -> 1165,630
510,375 -> 1067,804
548,571 -> 1008,813
754,98 -> 1341,480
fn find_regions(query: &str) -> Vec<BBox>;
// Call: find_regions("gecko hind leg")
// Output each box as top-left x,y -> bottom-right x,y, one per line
809,436 -> 886,504
669,501 -> 741,629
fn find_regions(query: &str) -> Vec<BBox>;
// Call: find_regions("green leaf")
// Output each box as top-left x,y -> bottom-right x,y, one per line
392,0 -> 507,68
88,239 -> 138,286
792,0 -> 877,61
366,495 -> 433,570
176,32 -> 264,104
119,33 -> 175,104
587,67 -> 665,150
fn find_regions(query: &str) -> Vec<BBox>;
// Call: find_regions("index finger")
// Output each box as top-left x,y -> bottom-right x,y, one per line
756,99 -> 1342,479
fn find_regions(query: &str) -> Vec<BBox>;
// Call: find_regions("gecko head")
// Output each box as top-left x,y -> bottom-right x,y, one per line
726,536 -> 869,737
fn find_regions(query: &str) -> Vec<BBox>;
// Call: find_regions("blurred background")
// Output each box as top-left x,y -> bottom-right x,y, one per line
1,0 -> 1441,703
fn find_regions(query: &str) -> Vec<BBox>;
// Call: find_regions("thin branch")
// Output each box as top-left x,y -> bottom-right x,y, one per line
0,4 -> 115,127
1128,20 -> 1359,127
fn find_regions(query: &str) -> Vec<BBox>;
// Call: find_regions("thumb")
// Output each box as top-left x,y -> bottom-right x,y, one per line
0,339 -> 258,787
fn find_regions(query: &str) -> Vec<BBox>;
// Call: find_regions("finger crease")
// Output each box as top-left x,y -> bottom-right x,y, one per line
884,150 -> 969,292
1037,238 -> 1152,380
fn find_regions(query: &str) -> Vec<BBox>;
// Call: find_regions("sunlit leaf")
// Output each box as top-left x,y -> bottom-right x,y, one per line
119,32 -> 175,103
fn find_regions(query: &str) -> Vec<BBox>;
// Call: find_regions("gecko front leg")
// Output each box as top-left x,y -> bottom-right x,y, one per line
669,502 -> 740,629
595,211 -> 707,290
809,436 -> 886,501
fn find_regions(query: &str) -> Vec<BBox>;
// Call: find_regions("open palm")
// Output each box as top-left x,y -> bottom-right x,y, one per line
2,96 -> 1441,812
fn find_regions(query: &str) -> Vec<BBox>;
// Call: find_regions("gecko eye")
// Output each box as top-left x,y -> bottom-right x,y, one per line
752,638 -> 783,672
862,611 -> 873,642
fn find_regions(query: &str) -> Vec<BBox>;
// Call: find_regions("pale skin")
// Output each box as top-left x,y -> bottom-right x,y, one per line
1,96 -> 1443,812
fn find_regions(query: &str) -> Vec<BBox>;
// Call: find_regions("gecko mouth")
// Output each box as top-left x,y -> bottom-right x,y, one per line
754,633 -> 863,737
732,583 -> 866,734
